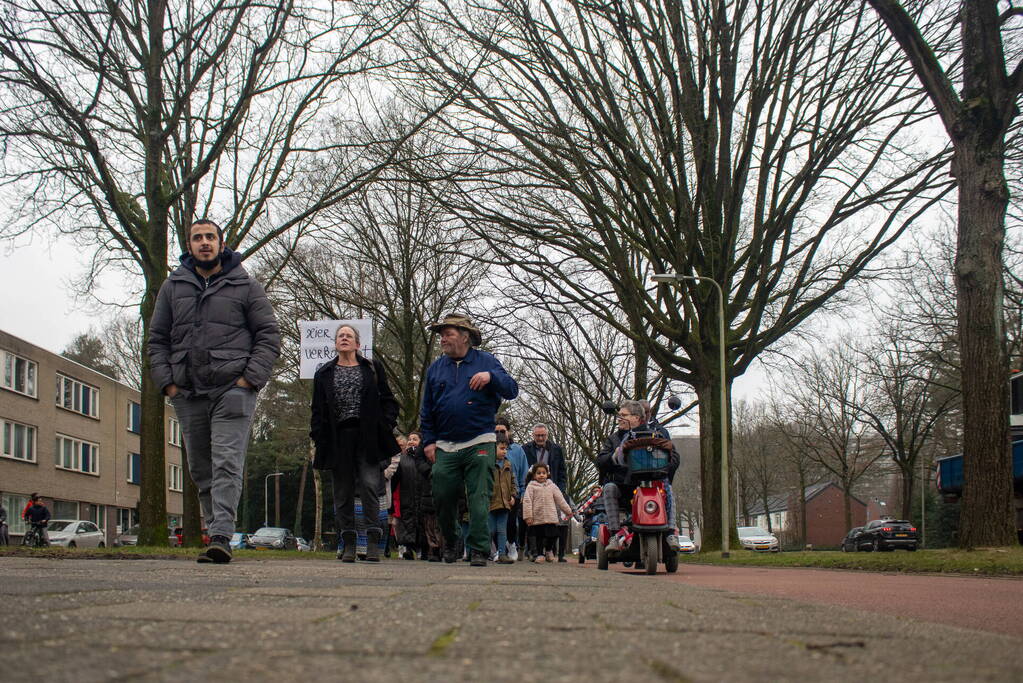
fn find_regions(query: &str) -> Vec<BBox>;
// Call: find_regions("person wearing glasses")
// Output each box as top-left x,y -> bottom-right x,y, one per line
596,400 -> 678,552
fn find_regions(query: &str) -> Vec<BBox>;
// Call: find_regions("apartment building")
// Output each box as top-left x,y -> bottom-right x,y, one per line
1,329 -> 184,544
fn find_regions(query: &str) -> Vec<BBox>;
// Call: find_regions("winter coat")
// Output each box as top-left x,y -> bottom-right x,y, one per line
419,347 -> 518,446
309,355 -> 400,468
392,445 -> 436,545
522,480 -> 572,526
24,503 -> 50,525
596,423 -> 680,487
490,457 -> 516,512
506,442 -> 528,497
149,248 -> 280,399
522,440 -> 568,492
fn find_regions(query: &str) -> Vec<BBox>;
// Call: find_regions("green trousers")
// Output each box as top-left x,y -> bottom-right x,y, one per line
432,441 -> 495,553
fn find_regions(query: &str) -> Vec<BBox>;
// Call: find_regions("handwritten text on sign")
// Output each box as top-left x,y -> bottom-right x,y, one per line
298,319 -> 373,379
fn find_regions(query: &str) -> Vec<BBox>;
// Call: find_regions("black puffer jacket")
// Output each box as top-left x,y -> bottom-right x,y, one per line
149,249 -> 280,399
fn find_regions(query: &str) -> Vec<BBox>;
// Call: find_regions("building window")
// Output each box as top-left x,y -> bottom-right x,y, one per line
117,508 -> 138,533
52,499 -> 78,520
168,464 -> 183,492
2,350 -> 37,398
127,452 -> 141,485
54,434 -> 99,475
56,374 -> 100,418
2,493 -> 29,535
168,417 -> 182,447
1,418 -> 37,463
127,401 -> 141,433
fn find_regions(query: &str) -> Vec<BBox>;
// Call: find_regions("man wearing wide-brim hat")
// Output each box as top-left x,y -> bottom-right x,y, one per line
420,313 -> 519,567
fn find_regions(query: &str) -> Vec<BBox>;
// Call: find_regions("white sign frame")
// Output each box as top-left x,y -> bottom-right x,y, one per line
298,319 -> 374,379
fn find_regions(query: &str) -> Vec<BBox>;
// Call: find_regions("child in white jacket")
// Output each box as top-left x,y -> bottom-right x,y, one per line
522,463 -> 573,563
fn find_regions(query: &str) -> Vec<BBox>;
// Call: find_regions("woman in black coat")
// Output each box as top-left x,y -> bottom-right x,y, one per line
310,324 -> 399,562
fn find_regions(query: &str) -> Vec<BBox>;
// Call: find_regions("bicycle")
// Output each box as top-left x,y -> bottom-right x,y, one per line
21,523 -> 49,548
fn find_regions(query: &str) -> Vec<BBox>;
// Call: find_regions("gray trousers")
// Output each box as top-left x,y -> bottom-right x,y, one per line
603,482 -> 623,532
170,387 -> 257,538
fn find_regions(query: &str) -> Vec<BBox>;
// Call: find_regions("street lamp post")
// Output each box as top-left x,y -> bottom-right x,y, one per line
264,472 -> 283,528
652,271 -> 730,558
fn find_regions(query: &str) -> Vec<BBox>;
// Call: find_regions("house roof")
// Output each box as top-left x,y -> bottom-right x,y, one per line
748,481 -> 867,516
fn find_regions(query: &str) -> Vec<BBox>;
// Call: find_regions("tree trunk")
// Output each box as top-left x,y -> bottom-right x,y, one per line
956,143 -> 1015,548
798,468 -> 808,547
842,490 -> 853,533
137,268 -> 168,546
294,457 -> 309,537
312,467 -> 323,550
899,465 -> 915,521
695,371 -> 734,552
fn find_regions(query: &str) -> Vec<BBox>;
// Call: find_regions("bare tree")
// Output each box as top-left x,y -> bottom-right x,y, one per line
867,0 -> 1023,547
732,401 -> 786,532
853,323 -> 960,519
776,344 -> 887,531
0,1 -> 419,543
395,0 -> 952,550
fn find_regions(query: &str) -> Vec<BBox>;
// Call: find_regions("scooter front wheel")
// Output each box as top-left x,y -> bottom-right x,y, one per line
643,533 -> 659,575
596,539 -> 609,570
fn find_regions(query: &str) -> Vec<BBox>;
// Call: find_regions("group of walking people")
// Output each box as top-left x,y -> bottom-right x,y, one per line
309,311 -> 577,566
147,218 -> 663,566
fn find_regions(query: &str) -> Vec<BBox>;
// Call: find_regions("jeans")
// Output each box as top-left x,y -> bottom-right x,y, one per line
488,509 -> 509,556
170,387 -> 257,538
332,457 -> 384,535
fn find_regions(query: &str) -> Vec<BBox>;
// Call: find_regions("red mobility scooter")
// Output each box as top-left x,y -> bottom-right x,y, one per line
596,425 -> 681,575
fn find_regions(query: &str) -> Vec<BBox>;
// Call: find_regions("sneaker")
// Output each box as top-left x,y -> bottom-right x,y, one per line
544,551 -> 555,563
470,549 -> 488,567
497,554 -> 514,564
402,550 -> 415,560
533,554 -> 545,563
606,533 -> 623,553
205,535 -> 233,564
196,548 -> 213,564
507,543 -> 518,562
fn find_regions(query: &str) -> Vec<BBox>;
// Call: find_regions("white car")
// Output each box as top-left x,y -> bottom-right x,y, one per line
676,535 -> 698,554
47,520 -> 106,548
737,526 -> 780,552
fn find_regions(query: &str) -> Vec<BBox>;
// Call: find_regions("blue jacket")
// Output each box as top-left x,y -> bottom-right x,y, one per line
506,443 -> 528,497
420,348 -> 518,446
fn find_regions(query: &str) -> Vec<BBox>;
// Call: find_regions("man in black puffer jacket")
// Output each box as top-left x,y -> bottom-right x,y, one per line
149,219 -> 280,564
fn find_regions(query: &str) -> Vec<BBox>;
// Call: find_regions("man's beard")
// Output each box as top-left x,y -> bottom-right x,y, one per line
192,251 -> 220,269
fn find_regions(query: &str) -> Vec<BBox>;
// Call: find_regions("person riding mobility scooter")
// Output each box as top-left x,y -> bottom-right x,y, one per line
595,399 -> 681,575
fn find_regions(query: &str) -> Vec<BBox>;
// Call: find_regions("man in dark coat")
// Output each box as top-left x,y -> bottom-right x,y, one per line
522,424 -> 567,493
149,219 -> 280,564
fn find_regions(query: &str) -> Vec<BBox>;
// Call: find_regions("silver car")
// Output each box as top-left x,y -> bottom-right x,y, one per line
47,520 -> 106,548
737,526 -> 780,552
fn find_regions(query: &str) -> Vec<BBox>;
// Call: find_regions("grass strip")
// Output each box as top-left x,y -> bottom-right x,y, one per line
679,547 -> 1023,576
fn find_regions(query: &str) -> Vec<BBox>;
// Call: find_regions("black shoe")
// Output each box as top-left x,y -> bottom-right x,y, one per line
442,540 -> 458,563
364,529 -> 381,562
469,549 -> 488,567
196,548 -> 213,564
428,551 -> 441,563
338,531 -> 357,563
206,535 -> 232,564
558,557 -> 568,563
402,550 -> 416,560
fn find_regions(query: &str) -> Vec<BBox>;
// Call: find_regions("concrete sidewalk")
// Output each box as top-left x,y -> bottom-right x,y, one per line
1,556 -> 1019,682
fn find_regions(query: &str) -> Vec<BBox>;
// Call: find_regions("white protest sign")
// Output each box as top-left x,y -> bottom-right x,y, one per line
298,319 -> 374,379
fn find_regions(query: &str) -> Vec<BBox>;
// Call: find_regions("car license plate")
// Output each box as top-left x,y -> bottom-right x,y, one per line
895,533 -> 907,537
756,545 -> 768,549
256,546 -> 269,550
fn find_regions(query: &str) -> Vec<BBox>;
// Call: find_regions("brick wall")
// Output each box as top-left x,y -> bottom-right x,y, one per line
804,484 -> 867,547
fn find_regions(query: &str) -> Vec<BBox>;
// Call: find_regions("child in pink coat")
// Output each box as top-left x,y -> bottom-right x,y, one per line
522,463 -> 573,563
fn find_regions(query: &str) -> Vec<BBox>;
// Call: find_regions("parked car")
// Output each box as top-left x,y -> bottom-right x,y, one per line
229,532 -> 251,550
737,526 -> 780,552
47,520 -> 106,548
114,525 -> 140,547
248,527 -> 298,550
840,526 -> 864,552
295,537 -> 312,552
857,518 -> 918,551
169,527 -> 210,547
676,535 -> 698,554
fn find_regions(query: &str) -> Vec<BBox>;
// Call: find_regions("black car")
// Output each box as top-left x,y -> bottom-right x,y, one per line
840,526 -> 864,552
857,518 -> 918,551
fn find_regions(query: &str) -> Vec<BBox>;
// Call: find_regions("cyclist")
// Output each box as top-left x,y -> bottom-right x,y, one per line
22,494 -> 51,546
0,497 -> 8,545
